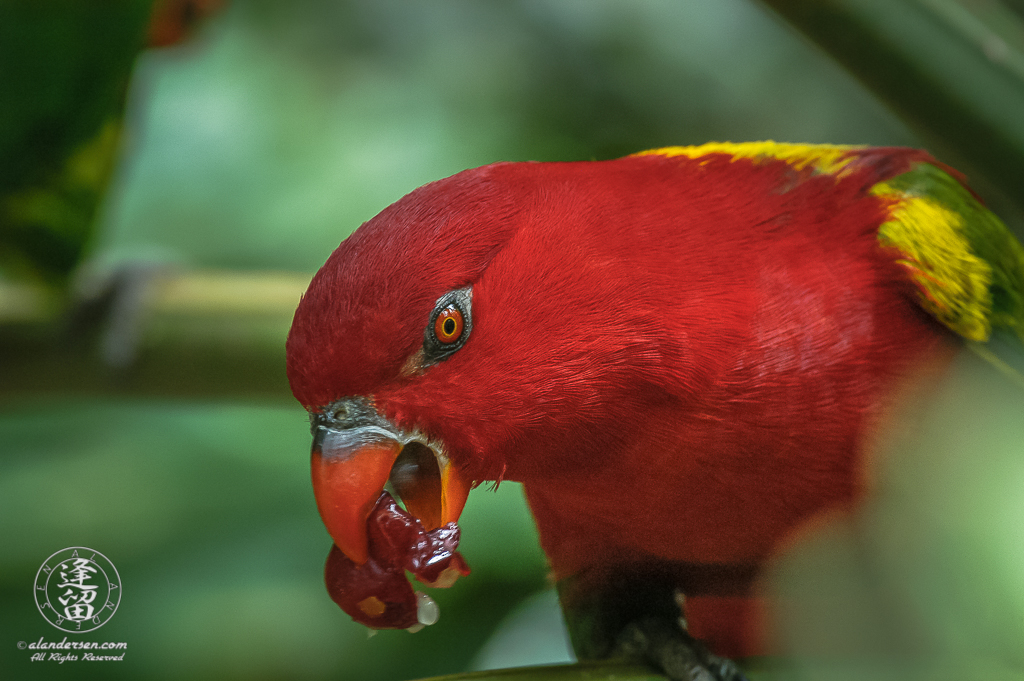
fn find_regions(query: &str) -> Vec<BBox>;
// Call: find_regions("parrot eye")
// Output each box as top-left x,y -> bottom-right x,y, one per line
423,287 -> 472,364
434,307 -> 463,344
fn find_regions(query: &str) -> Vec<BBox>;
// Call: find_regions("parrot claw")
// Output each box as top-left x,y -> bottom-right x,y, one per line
557,569 -> 751,681
615,616 -> 749,681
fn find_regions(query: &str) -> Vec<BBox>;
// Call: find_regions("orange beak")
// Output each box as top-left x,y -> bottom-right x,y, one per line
310,402 -> 471,565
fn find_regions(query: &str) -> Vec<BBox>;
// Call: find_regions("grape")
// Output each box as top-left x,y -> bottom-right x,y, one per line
324,491 -> 470,629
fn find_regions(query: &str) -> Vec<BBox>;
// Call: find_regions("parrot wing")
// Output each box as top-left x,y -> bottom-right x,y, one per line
869,161 -> 1024,343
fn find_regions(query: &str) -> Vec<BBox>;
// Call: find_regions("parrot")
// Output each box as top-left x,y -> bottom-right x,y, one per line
285,142 -> 1024,680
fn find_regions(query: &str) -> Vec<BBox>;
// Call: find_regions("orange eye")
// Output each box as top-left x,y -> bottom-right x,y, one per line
433,306 -> 464,344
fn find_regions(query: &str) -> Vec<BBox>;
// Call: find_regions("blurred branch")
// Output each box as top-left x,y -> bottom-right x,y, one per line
759,0 -> 1024,215
419,662 -> 667,681
0,269 -> 308,403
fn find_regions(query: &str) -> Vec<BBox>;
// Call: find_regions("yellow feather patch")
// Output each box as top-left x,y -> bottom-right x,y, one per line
633,141 -> 864,176
871,183 -> 993,341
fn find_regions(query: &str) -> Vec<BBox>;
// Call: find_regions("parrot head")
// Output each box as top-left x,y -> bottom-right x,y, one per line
286,164 -> 519,568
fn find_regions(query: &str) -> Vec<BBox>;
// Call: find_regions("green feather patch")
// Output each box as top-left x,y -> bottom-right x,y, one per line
871,163 -> 1024,343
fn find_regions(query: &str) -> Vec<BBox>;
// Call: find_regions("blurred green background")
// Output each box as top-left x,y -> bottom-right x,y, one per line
2,1 -> 1023,680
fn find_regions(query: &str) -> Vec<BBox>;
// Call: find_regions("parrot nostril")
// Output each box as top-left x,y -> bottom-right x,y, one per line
388,441 -> 443,529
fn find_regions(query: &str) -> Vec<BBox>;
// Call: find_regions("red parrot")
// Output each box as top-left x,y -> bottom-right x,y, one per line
285,143 -> 1024,679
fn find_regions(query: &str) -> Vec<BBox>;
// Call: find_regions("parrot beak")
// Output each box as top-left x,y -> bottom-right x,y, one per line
310,400 -> 471,565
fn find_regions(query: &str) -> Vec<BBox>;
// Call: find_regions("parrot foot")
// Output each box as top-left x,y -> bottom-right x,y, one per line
615,615 -> 748,681
557,565 -> 753,681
